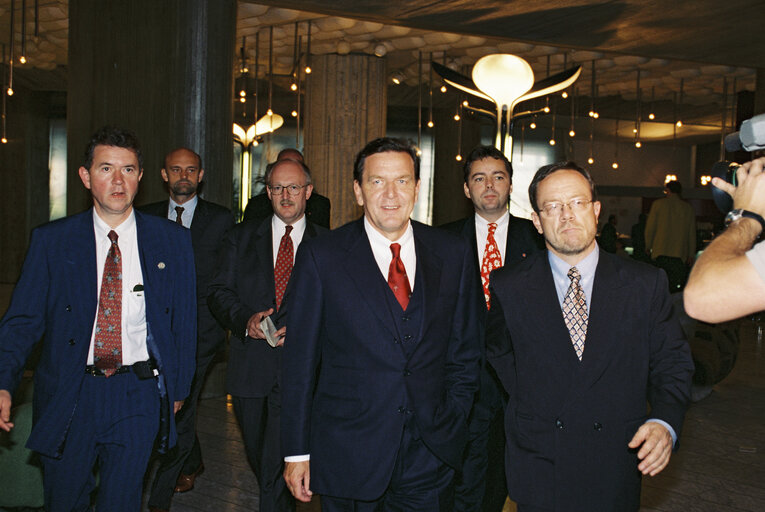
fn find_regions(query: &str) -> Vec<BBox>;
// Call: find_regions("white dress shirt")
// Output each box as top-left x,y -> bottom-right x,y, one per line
474,211 -> 509,265
271,214 -> 307,267
364,216 -> 416,291
88,209 -> 149,366
168,195 -> 198,228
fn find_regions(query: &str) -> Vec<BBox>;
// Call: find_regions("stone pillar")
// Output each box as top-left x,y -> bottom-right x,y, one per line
303,53 -> 387,228
67,0 -> 236,213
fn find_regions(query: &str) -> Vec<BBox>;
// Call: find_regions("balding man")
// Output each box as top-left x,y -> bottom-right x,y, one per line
209,158 -> 326,512
141,148 -> 234,512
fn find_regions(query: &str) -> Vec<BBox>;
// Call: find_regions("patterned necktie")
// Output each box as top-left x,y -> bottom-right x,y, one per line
174,206 -> 185,226
562,266 -> 588,361
480,222 -> 503,309
94,230 -> 122,376
274,225 -> 294,309
388,243 -> 411,310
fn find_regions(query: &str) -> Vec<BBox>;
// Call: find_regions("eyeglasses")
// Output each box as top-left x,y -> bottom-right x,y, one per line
268,184 -> 306,196
540,199 -> 592,216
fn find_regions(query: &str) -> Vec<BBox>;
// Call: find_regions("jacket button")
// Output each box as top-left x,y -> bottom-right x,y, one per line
594,422 -> 603,431
403,369 -> 411,376
65,305 -> 72,312
398,406 -> 404,413
556,419 -> 564,429
393,338 -> 399,344
165,308 -> 170,314
402,315 -> 410,322
68,339 -> 75,346
403,335 -> 412,341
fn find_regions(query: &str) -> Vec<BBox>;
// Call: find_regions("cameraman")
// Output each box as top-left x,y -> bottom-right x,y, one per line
685,156 -> 765,322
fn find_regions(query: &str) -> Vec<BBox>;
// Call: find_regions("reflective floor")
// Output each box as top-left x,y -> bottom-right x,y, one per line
141,319 -> 765,512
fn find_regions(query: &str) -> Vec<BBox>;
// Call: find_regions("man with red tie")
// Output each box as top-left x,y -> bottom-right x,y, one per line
282,138 -> 482,510
441,145 -> 542,512
208,158 -> 325,512
0,126 -> 196,512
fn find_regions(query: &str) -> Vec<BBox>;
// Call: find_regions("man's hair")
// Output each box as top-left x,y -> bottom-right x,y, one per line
528,161 -> 598,213
277,148 -> 304,162
462,145 -> 513,184
666,181 -> 682,195
83,126 -> 143,169
353,137 -> 420,183
264,158 -> 313,186
164,147 -> 202,170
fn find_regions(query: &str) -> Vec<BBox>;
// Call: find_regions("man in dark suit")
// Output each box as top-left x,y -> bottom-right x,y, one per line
282,138 -> 482,511
141,147 -> 234,512
0,127 -> 196,512
441,145 -> 542,512
243,148 -> 331,228
208,158 -> 325,512
486,162 -> 694,511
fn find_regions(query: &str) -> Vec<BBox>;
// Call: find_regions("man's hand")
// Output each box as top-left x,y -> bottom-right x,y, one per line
713,157 -> 765,218
0,390 -> 14,432
284,460 -> 312,502
628,422 -> 673,476
173,400 -> 185,414
246,308 -> 275,339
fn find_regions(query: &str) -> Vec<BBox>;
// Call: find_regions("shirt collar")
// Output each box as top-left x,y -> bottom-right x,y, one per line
548,243 -> 600,280
363,216 -> 414,248
272,212 -> 307,234
169,194 -> 198,211
93,208 -> 136,240
475,210 -> 509,230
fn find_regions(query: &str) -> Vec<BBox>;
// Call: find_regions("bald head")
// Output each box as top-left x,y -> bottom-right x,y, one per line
161,147 -> 204,204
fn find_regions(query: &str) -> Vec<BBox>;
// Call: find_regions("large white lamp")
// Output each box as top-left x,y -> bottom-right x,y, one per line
472,54 -> 534,158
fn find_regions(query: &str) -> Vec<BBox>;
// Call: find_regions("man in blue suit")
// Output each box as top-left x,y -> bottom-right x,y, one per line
0,126 -> 196,512
282,138 -> 482,510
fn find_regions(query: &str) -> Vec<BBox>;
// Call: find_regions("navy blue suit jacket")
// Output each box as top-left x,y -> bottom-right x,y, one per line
0,209 -> 197,458
207,216 -> 326,397
486,250 -> 693,511
281,218 -> 483,500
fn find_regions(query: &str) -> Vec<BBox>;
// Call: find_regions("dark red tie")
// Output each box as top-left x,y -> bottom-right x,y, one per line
174,206 -> 185,226
274,225 -> 294,309
94,230 -> 122,376
388,243 -> 411,310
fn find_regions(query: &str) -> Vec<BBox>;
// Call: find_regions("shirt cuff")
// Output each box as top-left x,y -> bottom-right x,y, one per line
646,418 -> 677,446
284,454 -> 310,462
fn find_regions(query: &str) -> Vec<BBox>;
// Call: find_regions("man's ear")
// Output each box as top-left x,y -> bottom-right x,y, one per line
531,212 -> 544,235
160,168 -> 169,183
78,167 -> 92,190
353,180 -> 364,207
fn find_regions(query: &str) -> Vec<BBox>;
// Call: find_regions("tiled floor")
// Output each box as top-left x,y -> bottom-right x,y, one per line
142,318 -> 765,511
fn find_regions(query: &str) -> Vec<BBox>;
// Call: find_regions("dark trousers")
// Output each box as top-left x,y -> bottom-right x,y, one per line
454,366 -> 508,512
321,424 -> 455,512
147,347 -> 217,509
654,256 -> 689,292
39,372 -> 159,512
233,390 -> 295,512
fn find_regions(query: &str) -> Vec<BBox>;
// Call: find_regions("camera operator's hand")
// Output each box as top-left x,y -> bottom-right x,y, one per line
713,156 -> 765,220
686,157 -> 765,323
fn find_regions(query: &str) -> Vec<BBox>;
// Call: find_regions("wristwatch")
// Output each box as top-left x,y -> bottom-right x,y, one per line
725,208 -> 765,234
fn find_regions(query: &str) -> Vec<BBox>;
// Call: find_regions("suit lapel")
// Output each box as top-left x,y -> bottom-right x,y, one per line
343,219 -> 398,339
135,211 -> 170,305
252,217 -> 277,300
68,210 -> 99,325
412,223 -> 443,344
189,198 -> 210,243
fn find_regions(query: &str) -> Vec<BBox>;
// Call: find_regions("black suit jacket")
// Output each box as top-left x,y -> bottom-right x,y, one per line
243,191 -> 331,229
140,198 -> 234,358
486,250 -> 693,511
441,213 -> 544,314
281,219 -> 483,500
207,216 -> 326,397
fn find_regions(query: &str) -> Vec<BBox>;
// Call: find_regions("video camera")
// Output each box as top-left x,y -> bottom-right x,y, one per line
711,113 -> 765,212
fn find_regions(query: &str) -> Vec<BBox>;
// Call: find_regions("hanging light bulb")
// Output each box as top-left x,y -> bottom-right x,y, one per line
569,129 -> 575,137
427,120 -> 434,128
562,91 -> 568,99
587,157 -> 594,164
454,114 -> 460,121
305,66 -> 312,74
392,76 -> 401,85
290,83 -> 297,91
676,120 -> 682,127
6,88 -> 13,96
462,100 -> 469,107
440,85 -> 447,93
239,90 -> 246,97
612,162 -> 619,169
239,97 -> 246,103
19,55 -> 26,65
455,154 -> 462,161
543,106 -> 550,113
267,108 -> 273,116
530,122 -> 536,129
549,139 -> 556,146
635,141 -> 642,148
648,112 -> 655,120
291,110 -> 298,117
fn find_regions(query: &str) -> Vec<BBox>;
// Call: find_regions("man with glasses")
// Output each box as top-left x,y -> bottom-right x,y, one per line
486,162 -> 693,511
208,158 -> 326,512
141,148 -> 234,512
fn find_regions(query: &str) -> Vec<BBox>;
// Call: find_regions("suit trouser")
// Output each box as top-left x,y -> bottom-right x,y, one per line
232,389 -> 295,512
320,423 -> 455,512
454,365 -> 508,512
147,346 -> 217,509
39,372 -> 159,512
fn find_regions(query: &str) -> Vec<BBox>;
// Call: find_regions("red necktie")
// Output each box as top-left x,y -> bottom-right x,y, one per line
480,222 -> 503,309
94,230 -> 123,376
174,206 -> 185,226
388,243 -> 411,310
274,225 -> 294,309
